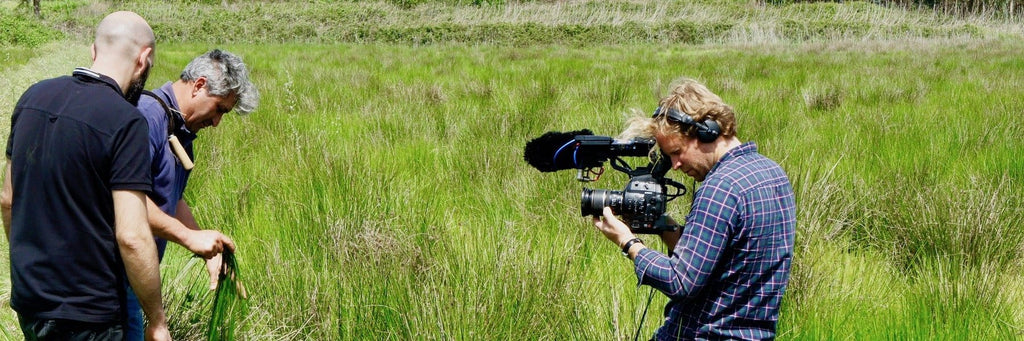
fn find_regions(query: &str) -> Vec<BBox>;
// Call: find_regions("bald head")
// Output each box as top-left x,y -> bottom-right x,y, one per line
90,11 -> 155,97
94,11 -> 155,62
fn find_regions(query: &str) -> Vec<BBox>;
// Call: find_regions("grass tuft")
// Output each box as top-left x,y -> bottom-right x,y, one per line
208,249 -> 249,341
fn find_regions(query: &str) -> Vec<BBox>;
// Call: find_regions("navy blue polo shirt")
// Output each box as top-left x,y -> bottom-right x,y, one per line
5,67 -> 152,323
136,81 -> 195,259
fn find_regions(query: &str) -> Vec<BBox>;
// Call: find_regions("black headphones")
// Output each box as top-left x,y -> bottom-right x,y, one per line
653,106 -> 721,143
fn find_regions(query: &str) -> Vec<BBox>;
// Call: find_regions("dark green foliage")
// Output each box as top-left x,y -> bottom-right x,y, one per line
18,0 -> 41,17
142,16 -> 737,46
0,12 -> 64,47
386,0 -> 428,9
899,0 -> 1024,17
781,19 -> 871,40
772,0 -> 1024,17
207,249 -> 248,341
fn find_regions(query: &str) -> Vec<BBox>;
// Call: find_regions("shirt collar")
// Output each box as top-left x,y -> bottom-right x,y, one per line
72,67 -> 124,98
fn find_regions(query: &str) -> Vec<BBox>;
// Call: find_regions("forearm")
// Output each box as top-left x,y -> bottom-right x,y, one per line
121,241 -> 166,324
174,199 -> 200,230
163,198 -> 233,259
2,162 -> 13,240
633,249 -> 695,300
1,207 -> 10,240
147,197 -> 195,244
2,199 -> 11,241
634,228 -> 721,300
114,190 -> 167,326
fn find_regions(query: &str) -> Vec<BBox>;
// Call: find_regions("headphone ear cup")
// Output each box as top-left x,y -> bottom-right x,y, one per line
697,119 -> 721,143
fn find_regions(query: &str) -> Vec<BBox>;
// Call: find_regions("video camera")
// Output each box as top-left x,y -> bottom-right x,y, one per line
523,130 -> 686,234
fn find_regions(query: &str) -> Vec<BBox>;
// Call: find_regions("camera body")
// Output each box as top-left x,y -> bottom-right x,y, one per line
524,130 -> 684,234
581,173 -> 669,234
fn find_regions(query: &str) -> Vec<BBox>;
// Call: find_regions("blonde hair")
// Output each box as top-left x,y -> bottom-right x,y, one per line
620,78 -> 737,142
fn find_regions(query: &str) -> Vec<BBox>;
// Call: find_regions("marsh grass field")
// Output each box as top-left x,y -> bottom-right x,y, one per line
2,0 -> 1024,339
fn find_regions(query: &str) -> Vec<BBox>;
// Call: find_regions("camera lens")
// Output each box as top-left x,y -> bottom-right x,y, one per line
581,188 -> 622,217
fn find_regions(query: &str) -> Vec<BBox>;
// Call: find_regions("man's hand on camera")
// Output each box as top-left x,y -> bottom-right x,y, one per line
593,207 -> 636,250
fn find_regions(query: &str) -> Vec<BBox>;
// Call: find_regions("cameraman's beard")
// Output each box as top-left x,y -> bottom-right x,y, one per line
125,63 -> 151,106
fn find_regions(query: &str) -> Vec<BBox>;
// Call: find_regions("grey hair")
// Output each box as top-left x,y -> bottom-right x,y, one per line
180,49 -> 259,115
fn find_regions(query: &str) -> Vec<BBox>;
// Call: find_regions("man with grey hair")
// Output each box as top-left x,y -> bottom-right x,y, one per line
2,11 -> 171,340
126,48 -> 259,340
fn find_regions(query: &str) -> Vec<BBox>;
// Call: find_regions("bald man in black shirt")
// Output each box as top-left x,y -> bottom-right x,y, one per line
1,11 -> 171,341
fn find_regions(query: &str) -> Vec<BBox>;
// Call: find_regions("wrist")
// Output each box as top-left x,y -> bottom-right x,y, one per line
620,237 -> 644,256
617,235 -> 637,249
145,311 -> 168,326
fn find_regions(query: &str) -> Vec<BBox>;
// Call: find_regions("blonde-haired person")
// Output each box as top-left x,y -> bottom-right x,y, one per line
594,78 -> 796,340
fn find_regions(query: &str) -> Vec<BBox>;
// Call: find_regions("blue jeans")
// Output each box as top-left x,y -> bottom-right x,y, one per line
124,284 -> 144,341
17,314 -> 124,341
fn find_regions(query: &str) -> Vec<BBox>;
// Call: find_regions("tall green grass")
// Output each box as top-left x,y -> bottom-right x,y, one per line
2,40 -> 1023,340
1,1 -> 1023,339
44,40 -> 1010,339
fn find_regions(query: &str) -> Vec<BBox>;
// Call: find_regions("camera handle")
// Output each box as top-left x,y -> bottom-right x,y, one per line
663,178 -> 688,202
609,156 -> 636,176
576,155 -> 665,183
609,156 -> 690,202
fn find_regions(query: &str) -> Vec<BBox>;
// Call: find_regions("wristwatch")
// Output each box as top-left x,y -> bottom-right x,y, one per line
621,237 -> 644,257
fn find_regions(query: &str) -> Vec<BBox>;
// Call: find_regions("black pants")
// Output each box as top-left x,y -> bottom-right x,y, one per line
17,314 -> 124,341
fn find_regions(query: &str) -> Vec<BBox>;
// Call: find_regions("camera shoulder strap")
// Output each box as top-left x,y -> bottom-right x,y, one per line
140,90 -> 195,170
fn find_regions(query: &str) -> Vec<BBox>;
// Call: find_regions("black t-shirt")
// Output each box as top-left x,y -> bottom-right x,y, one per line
5,68 -> 152,323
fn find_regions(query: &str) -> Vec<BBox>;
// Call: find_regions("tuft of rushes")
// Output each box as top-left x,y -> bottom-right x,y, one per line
207,249 -> 249,341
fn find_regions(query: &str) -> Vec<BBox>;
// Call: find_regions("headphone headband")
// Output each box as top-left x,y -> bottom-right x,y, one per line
653,106 -> 721,143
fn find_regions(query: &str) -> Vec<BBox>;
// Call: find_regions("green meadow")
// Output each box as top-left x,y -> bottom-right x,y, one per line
2,1 -> 1024,340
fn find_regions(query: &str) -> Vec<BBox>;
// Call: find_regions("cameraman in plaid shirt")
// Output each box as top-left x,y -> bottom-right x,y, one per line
594,78 -> 796,341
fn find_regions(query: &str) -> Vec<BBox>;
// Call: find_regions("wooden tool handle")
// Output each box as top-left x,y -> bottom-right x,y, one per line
168,135 -> 195,170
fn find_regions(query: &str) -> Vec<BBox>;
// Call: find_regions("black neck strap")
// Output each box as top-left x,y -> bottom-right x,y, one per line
140,90 -> 182,137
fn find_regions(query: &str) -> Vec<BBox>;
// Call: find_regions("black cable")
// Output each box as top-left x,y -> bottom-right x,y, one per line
631,177 -> 699,341
633,285 -> 657,341
631,240 -> 669,341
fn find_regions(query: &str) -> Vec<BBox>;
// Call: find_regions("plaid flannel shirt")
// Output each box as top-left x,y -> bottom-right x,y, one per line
633,142 -> 796,341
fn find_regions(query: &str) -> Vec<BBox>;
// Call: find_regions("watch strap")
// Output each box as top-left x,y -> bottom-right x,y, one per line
621,237 -> 644,256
